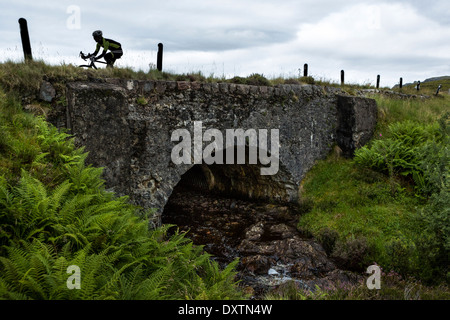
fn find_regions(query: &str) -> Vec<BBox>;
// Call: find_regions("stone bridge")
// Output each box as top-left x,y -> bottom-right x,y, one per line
50,79 -> 377,224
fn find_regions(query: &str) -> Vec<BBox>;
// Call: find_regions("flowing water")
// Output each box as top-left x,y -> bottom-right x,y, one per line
162,185 -> 361,298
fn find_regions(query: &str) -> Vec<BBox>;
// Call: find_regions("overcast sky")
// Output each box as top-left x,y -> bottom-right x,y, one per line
1,0 -> 450,87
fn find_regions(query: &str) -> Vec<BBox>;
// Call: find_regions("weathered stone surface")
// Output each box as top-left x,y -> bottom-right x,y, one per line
65,82 -> 130,189
336,95 -> 378,157
54,80 -> 377,224
39,81 -> 56,102
177,81 -> 190,90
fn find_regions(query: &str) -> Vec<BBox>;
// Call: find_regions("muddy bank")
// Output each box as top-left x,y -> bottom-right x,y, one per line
162,186 -> 362,298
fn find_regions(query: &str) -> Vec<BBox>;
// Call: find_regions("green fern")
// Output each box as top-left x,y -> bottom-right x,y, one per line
0,173 -> 243,299
354,119 -> 446,196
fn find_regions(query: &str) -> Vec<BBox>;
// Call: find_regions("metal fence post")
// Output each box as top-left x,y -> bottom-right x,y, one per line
340,70 -> 345,85
303,64 -> 308,77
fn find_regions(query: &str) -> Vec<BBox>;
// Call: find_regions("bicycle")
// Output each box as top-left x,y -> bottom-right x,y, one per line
78,51 -> 108,69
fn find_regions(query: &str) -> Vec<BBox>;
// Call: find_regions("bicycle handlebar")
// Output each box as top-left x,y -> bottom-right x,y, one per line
79,51 -> 108,68
79,51 -> 88,61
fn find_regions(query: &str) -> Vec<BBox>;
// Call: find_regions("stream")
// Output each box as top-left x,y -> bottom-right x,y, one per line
162,185 -> 361,298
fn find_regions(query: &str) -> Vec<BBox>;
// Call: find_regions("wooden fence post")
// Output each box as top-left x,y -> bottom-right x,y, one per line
157,43 -> 163,71
18,18 -> 33,61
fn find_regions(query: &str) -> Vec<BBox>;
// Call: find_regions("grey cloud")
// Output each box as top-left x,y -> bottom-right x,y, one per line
162,28 -> 295,52
396,0 -> 450,25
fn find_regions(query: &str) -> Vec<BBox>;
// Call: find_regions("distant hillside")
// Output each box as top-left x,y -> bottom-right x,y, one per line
393,76 -> 450,94
422,76 -> 450,83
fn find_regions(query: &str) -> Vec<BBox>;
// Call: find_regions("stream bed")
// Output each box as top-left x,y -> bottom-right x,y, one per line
162,185 -> 361,298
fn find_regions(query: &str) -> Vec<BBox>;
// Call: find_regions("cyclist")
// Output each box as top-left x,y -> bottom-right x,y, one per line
82,30 -> 123,68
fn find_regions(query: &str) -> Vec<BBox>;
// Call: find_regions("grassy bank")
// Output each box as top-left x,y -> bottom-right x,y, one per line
296,89 -> 449,299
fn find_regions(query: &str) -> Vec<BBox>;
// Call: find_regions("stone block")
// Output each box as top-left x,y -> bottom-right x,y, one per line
155,82 -> 167,94
166,81 -> 177,91
177,81 -> 190,91
236,84 -> 250,95
143,81 -> 154,92
219,83 -> 229,93
202,83 -> 219,93
190,82 -> 201,90
336,95 -> 377,157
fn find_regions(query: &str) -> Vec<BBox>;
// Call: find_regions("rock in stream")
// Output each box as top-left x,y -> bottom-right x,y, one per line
162,186 -> 361,298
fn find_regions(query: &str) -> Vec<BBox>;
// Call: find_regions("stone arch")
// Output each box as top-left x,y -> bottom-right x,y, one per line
162,144 -> 298,215
160,146 -> 301,265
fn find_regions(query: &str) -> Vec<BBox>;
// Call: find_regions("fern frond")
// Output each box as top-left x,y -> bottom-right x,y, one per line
48,180 -> 72,213
135,264 -> 173,300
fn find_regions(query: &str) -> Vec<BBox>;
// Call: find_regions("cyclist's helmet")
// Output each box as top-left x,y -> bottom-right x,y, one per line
92,30 -> 103,38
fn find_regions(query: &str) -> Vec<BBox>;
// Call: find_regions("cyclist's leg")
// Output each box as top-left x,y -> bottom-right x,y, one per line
105,53 -> 114,68
114,52 -> 123,60
111,52 -> 122,67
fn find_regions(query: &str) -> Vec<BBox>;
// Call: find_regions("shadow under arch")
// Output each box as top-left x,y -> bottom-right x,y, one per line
160,145 -> 301,267
166,143 -> 298,206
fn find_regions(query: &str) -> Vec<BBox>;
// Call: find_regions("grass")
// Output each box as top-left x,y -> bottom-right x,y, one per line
374,94 -> 449,130
0,59 -> 390,98
0,60 -> 174,95
265,272 -> 450,300
298,156 -> 421,262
